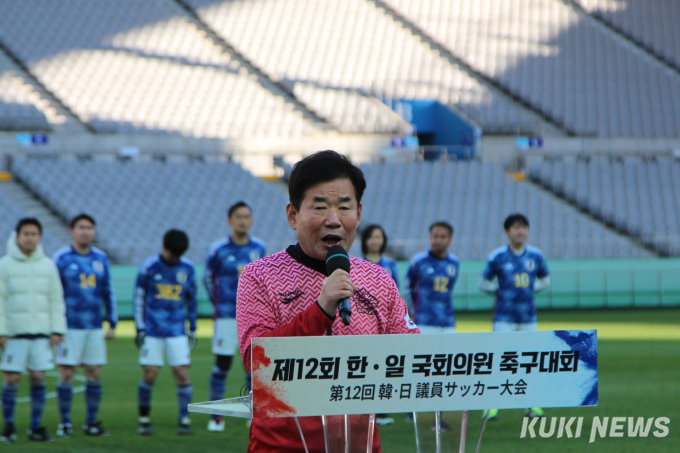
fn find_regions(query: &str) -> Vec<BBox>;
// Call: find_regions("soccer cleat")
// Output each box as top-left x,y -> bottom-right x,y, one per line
375,416 -> 395,426
138,417 -> 153,436
27,426 -> 55,442
207,418 -> 225,432
526,407 -> 546,418
56,423 -> 73,437
83,421 -> 110,437
178,417 -> 194,435
482,409 -> 500,421
0,423 -> 16,443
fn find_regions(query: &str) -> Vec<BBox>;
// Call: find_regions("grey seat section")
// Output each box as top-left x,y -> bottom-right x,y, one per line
0,190 -> 66,257
11,158 -> 296,264
527,155 -> 680,256
357,160 -> 649,260
382,0 -> 680,137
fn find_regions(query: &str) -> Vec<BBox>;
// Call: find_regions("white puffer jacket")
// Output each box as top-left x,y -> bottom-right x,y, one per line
0,233 -> 66,337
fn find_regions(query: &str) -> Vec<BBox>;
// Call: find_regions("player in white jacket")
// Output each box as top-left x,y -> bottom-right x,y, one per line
0,218 -> 66,443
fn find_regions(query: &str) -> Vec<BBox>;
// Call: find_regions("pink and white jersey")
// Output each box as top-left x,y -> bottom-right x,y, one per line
237,245 -> 419,368
236,244 -> 419,453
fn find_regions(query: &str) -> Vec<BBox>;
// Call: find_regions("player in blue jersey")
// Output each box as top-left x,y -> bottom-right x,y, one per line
204,201 -> 265,432
52,214 -> 117,438
407,221 -> 460,333
134,230 -> 197,436
479,213 -> 551,421
361,224 -> 400,426
406,221 -> 460,429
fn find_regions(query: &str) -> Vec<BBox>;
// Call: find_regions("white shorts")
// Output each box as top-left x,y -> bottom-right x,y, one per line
139,335 -> 191,367
493,321 -> 538,332
418,325 -> 456,334
56,329 -> 107,366
1,338 -> 54,372
212,318 -> 239,356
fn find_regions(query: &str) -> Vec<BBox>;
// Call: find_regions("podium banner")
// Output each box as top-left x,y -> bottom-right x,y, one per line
251,330 -> 597,418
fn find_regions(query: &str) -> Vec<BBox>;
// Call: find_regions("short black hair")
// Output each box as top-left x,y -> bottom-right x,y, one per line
228,201 -> 251,218
163,229 -> 189,257
69,213 -> 96,229
288,150 -> 366,211
504,213 -> 530,230
16,217 -> 42,235
429,221 -> 454,237
361,224 -> 388,256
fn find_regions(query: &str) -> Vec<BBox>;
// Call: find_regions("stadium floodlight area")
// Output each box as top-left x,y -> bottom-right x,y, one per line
382,0 -> 680,137
528,155 -> 680,256
0,189 -> 66,257
10,158 -> 296,265
183,0 -> 555,136
572,0 -> 680,72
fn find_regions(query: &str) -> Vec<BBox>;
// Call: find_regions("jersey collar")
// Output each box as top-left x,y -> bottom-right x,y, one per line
286,243 -> 328,276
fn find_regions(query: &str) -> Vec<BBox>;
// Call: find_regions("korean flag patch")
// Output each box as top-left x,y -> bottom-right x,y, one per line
404,314 -> 418,330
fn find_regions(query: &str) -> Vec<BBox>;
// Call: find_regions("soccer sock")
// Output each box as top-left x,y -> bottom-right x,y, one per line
138,380 -> 153,418
245,372 -> 252,392
177,384 -> 192,423
85,381 -> 102,426
1,383 -> 18,425
209,366 -> 228,401
56,381 -> 73,425
30,383 -> 46,431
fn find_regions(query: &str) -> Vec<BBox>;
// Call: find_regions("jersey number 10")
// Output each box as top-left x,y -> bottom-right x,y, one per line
513,273 -> 530,288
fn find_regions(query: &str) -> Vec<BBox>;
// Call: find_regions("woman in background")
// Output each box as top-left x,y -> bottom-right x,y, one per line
361,224 -> 401,427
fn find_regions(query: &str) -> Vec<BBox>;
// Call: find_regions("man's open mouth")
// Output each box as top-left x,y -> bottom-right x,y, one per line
321,234 -> 342,245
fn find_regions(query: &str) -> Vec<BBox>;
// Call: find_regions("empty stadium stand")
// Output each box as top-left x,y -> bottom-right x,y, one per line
10,157 -> 297,265
0,0 -> 322,138
8,157 -> 651,263
572,0 -> 680,72
0,187 -> 66,257
381,0 -> 680,138
528,155 -> 680,256
183,0 -> 560,136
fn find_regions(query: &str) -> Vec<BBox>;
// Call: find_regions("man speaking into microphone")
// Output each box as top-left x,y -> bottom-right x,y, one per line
236,150 -> 419,453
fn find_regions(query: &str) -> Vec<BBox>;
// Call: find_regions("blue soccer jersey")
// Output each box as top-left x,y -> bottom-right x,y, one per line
482,245 -> 550,323
364,256 -> 400,291
204,236 -> 266,319
134,255 -> 197,338
53,246 -> 117,330
406,251 -> 460,327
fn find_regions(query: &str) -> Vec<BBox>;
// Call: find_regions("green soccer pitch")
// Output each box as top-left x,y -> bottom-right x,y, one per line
5,308 -> 679,452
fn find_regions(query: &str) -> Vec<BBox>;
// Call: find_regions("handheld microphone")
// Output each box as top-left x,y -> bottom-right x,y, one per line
326,245 -> 351,326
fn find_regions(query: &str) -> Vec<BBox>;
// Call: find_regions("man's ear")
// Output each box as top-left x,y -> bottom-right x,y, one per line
286,203 -> 298,231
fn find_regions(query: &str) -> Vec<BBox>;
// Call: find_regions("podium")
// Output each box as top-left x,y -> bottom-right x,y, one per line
190,330 -> 598,452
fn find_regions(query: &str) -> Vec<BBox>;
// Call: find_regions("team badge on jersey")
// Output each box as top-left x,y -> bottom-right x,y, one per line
249,251 -> 260,262
177,271 -> 188,284
446,265 -> 456,277
525,259 -> 535,271
92,260 -> 104,273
